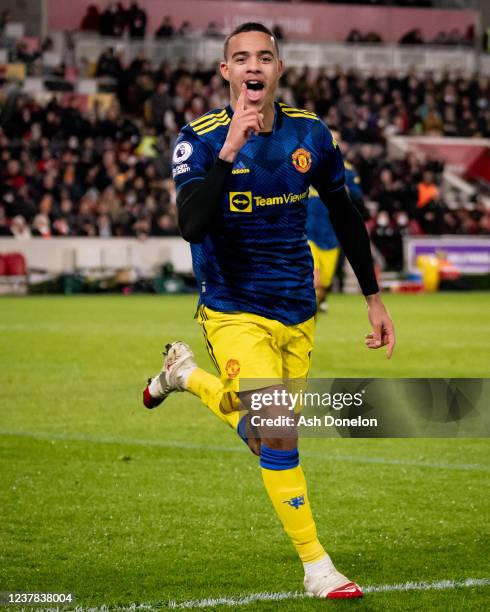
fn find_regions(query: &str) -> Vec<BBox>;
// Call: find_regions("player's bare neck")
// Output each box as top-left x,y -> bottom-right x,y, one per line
261,102 -> 275,132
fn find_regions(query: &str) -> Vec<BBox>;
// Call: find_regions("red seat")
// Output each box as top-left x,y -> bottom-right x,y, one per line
4,252 -> 27,276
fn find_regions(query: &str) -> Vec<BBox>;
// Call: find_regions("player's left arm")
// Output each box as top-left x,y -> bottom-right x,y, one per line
345,166 -> 369,221
311,125 -> 395,359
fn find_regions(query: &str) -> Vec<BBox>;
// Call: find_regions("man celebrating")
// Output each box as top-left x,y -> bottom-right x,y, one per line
143,23 -> 395,600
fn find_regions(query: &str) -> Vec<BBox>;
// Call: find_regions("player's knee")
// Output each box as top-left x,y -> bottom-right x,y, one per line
261,436 -> 297,451
239,385 -> 299,447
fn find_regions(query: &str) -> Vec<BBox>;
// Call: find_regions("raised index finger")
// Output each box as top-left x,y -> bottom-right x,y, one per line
236,83 -> 247,112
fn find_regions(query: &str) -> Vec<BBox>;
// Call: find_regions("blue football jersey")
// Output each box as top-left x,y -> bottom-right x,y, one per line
306,187 -> 339,251
306,161 -> 363,250
172,102 -> 345,325
344,161 -> 363,203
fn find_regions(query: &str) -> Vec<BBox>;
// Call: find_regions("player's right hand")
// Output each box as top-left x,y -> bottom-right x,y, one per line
365,295 -> 396,359
219,84 -> 264,162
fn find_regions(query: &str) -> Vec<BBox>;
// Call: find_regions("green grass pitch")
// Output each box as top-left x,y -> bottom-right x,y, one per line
0,292 -> 489,611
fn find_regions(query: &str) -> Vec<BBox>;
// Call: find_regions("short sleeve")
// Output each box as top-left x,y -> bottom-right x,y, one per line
171,126 -> 214,191
311,122 -> 345,194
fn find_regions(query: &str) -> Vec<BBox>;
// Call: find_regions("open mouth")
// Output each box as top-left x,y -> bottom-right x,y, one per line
245,80 -> 264,91
244,80 -> 265,103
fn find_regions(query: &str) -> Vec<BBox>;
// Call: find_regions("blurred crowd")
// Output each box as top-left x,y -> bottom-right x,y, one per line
0,60 -> 489,270
0,95 -> 178,240
346,26 -> 474,46
78,4 -> 473,48
279,67 -> 489,140
76,3 -> 479,49
78,2 -> 438,40
89,56 -> 490,139
347,148 -> 489,269
80,5 -> 283,42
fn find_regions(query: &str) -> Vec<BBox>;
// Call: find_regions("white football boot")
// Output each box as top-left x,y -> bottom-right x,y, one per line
143,341 -> 196,409
304,555 -> 363,599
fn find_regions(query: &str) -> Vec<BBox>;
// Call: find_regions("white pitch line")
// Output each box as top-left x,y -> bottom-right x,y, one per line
363,577 -> 490,593
0,429 -> 489,473
168,590 -> 304,609
167,578 -> 490,609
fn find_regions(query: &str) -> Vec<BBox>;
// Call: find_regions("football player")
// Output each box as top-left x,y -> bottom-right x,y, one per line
144,22 -> 395,600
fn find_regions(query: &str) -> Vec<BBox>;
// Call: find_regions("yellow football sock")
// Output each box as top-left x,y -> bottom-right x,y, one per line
261,446 -> 326,563
186,367 -> 240,430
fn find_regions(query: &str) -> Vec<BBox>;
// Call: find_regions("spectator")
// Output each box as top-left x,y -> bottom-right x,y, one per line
272,25 -> 285,41
346,29 -> 363,43
99,2 -> 126,37
177,21 -> 192,37
12,40 -> 39,64
370,211 -> 402,270
52,217 -> 71,236
416,170 -> 443,234
0,9 -> 11,38
399,28 -> 424,45
80,5 -> 101,32
442,106 -> 458,136
424,108 -> 444,134
364,31 -> 383,43
99,4 -> 115,36
417,170 -> 439,209
155,16 -> 174,39
205,21 -> 221,38
0,204 -> 13,236
95,47 -> 122,79
10,215 -> 31,239
464,25 -> 474,46
128,1 -> 147,39
483,27 -> 490,53
32,213 -> 51,238
153,212 -> 178,236
97,213 -> 113,237
145,82 -> 172,130
344,29 -> 382,44
40,36 -> 54,53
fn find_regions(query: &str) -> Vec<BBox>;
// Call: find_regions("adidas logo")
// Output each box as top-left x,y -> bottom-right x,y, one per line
232,161 -> 250,175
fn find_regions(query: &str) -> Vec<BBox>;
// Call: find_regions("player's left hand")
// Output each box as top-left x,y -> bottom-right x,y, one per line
365,294 -> 396,359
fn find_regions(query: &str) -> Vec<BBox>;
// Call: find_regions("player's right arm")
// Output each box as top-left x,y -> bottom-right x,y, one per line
175,86 -> 263,242
219,84 -> 263,162
173,126 -> 231,243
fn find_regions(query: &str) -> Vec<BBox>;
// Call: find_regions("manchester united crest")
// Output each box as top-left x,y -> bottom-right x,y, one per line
291,148 -> 312,173
225,359 -> 241,379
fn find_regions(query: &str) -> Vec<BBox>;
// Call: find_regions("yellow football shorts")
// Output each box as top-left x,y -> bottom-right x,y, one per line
196,305 -> 315,395
308,241 -> 340,288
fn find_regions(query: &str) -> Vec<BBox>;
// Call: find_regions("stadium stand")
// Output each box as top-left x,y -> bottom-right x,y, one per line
76,4 -> 474,47
0,5 -> 489,277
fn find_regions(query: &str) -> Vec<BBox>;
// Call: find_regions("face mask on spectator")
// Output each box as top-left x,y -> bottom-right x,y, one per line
396,213 -> 409,227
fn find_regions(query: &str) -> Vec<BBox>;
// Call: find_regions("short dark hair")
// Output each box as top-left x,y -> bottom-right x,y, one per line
223,22 -> 279,59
